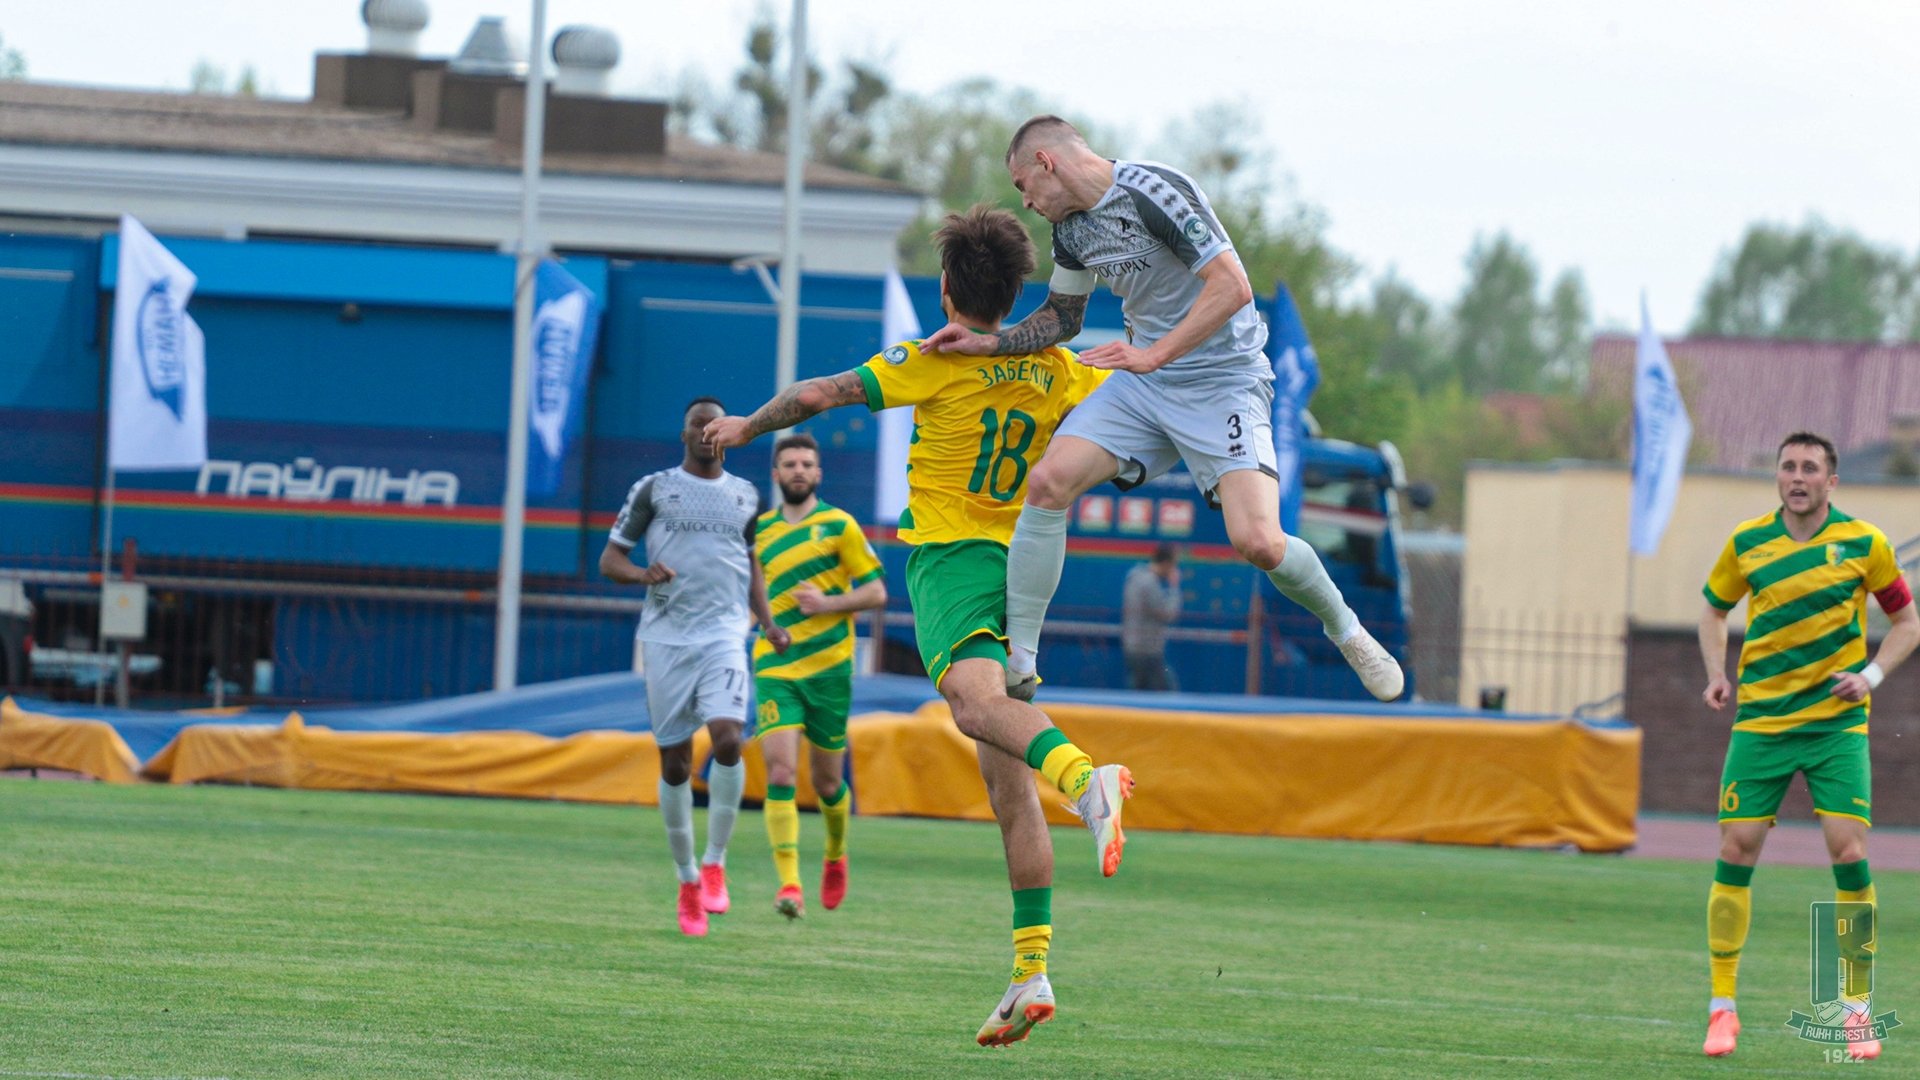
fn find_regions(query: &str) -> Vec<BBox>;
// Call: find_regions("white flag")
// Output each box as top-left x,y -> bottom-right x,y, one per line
1629,295 -> 1691,555
110,216 -> 207,471
874,267 -> 922,525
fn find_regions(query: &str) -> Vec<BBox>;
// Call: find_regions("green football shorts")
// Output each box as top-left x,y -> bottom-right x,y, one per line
1717,729 -> 1872,825
754,662 -> 853,752
905,539 -> 1010,688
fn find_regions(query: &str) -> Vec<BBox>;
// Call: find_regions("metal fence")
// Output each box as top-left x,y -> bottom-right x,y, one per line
2,536 -> 1630,715
0,550 -> 645,709
1399,533 -> 1627,716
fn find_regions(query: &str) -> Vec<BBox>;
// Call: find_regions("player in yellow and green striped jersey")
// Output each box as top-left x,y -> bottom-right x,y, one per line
1696,431 -> 1919,1059
752,432 -> 887,920
703,205 -> 1133,1049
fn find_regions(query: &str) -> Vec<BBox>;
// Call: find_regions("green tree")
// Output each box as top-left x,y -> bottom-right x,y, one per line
669,14 -> 895,177
878,78 -> 1063,275
1367,271 -> 1449,391
1390,383 -> 1520,526
186,59 -> 262,97
0,31 -> 25,80
1302,304 -> 1416,447
188,59 -> 226,94
1146,101 -> 1357,305
1541,269 -> 1591,389
1692,218 -> 1918,341
1448,232 -> 1546,394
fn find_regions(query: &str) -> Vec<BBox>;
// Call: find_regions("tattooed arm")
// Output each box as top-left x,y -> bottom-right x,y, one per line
921,290 -> 1090,356
993,290 -> 1089,355
702,370 -> 868,449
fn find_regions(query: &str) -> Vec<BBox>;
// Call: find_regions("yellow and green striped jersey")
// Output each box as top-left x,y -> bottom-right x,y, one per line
856,339 -> 1107,546
752,501 -> 884,680
1703,506 -> 1902,734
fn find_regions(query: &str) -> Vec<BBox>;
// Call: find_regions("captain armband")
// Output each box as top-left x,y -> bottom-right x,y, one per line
1873,576 -> 1913,615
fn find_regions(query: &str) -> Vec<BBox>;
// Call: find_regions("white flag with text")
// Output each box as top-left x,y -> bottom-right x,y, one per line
109,216 -> 207,471
874,267 -> 922,526
1629,296 -> 1691,555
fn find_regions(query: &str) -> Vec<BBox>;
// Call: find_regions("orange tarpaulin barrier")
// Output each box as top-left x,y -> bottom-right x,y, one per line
847,702 -> 1640,852
129,700 -> 1638,851
0,696 -> 142,784
144,713 -> 665,804
144,715 -> 873,808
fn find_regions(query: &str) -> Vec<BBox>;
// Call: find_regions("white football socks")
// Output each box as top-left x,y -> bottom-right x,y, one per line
702,758 -> 745,866
1005,504 -> 1069,675
658,778 -> 699,884
1264,535 -> 1359,642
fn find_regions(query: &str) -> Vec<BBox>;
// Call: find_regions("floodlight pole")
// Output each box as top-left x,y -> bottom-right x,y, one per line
773,0 -> 808,405
494,0 -> 550,691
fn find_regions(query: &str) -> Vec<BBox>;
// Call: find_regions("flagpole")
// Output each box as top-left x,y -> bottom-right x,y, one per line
493,0 -> 549,692
773,0 -> 807,415
1622,544 -> 1635,713
95,467 -> 114,706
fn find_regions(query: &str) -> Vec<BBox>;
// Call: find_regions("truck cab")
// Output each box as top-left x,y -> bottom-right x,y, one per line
870,434 -> 1418,700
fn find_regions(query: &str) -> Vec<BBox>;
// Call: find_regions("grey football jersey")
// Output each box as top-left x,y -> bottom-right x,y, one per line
1050,160 -> 1270,382
609,466 -> 764,646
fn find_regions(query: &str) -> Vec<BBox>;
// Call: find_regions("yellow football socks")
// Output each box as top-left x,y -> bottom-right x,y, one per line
1835,861 -> 1876,1011
1011,887 -> 1052,981
765,784 -> 801,890
1709,860 -> 1754,1000
1023,728 -> 1094,800
821,781 -> 851,862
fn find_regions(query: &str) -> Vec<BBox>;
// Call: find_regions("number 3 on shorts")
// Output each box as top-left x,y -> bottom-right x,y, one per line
1227,412 -> 1241,440
1720,781 -> 1739,814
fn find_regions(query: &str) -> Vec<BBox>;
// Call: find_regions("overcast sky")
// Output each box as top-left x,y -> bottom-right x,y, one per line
7,1 -> 1917,333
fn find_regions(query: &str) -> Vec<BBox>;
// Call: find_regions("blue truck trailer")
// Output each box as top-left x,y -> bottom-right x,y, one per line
0,229 -> 1415,702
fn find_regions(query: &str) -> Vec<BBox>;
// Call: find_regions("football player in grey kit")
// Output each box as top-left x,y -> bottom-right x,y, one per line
923,115 -> 1403,703
600,396 -> 791,937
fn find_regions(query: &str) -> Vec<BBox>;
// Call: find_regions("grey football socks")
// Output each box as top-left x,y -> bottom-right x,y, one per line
1005,504 -> 1070,673
1264,536 -> 1360,642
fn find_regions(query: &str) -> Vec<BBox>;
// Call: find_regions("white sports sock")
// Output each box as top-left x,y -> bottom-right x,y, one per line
1005,504 -> 1069,664
1264,536 -> 1359,641
658,778 -> 699,884
1710,996 -> 1736,1014
1009,644 -> 1038,678
702,758 -> 745,865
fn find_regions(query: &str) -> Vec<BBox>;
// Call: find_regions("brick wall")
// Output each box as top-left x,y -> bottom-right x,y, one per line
1625,627 -> 1920,825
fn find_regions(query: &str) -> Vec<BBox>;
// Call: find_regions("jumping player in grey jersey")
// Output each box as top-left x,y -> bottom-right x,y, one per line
600,396 -> 790,937
923,115 -> 1403,704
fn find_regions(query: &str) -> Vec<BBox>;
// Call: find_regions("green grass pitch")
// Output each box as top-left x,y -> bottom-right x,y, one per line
0,780 -> 1908,1077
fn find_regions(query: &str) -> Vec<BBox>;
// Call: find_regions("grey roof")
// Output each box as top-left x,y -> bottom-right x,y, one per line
0,79 -> 912,195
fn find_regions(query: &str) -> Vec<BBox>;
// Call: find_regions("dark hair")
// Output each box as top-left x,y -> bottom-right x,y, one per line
685,395 -> 725,417
773,433 -> 818,458
1005,114 -> 1083,164
1151,542 -> 1178,565
1778,431 -> 1838,473
934,205 -> 1036,322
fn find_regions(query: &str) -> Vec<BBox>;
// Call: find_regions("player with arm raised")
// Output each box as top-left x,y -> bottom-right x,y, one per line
705,206 -> 1131,1048
923,115 -> 1402,704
